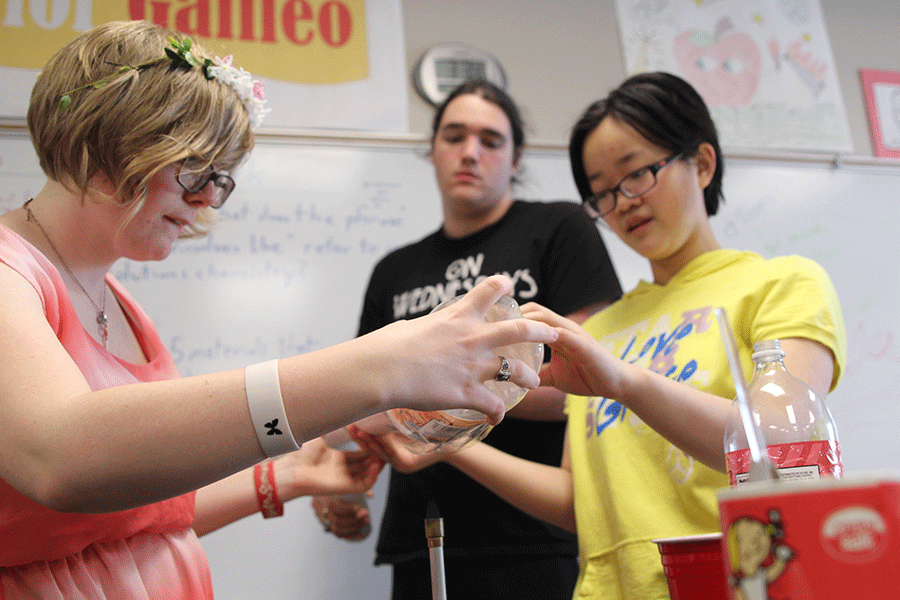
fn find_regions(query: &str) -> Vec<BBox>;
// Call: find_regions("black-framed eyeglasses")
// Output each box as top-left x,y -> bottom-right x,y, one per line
176,160 -> 235,209
583,152 -> 683,219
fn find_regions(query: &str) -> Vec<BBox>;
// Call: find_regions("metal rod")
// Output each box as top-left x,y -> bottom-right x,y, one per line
425,517 -> 447,600
715,307 -> 778,483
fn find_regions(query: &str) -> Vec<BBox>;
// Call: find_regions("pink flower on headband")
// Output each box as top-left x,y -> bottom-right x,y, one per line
253,81 -> 266,101
206,54 -> 270,128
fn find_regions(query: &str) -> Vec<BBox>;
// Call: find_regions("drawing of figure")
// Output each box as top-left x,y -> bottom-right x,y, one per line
726,510 -> 794,600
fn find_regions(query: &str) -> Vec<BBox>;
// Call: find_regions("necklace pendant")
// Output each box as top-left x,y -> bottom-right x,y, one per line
97,311 -> 109,349
24,200 -> 111,350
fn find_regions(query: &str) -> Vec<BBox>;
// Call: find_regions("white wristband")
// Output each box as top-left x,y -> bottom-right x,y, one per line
244,359 -> 301,457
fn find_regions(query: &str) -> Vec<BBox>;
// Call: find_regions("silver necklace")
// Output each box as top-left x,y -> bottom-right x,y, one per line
23,199 -> 109,349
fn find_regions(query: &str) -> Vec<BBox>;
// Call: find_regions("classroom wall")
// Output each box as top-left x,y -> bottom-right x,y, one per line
402,0 -> 900,156
2,3 -> 898,600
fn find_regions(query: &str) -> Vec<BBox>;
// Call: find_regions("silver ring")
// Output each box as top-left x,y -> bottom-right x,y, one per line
494,356 -> 511,382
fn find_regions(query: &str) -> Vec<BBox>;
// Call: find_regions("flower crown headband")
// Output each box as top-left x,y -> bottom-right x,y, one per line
59,37 -> 269,128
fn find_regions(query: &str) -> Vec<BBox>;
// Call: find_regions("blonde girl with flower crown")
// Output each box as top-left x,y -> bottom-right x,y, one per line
0,21 -> 557,598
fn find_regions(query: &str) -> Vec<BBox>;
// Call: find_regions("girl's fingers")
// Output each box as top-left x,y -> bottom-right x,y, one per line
482,355 -> 540,391
452,275 -> 514,316
485,316 -> 559,351
348,426 -> 392,462
438,277 -> 559,348
521,303 -> 579,331
469,392 -> 506,425
536,362 -> 557,389
553,324 -> 600,353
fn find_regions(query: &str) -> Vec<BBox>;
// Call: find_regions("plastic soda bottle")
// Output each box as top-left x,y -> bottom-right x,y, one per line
724,339 -> 842,486
324,294 -> 544,454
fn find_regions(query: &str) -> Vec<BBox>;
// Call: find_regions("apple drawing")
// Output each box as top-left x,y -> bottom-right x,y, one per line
673,17 -> 761,106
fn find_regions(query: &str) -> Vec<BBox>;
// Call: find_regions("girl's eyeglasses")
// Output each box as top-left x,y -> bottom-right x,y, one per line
176,160 -> 235,209
583,152 -> 682,218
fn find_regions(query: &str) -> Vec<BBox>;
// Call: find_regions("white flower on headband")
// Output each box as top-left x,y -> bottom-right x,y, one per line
206,55 -> 271,128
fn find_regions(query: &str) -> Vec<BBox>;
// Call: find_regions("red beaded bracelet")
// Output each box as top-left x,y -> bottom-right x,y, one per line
254,461 -> 284,518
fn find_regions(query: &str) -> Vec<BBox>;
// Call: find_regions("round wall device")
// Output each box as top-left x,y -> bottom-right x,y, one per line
413,43 -> 507,106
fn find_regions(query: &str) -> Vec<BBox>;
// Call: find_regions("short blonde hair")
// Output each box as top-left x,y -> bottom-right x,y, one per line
28,20 -> 255,236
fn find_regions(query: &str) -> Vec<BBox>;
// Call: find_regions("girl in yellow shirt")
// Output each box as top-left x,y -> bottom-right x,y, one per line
355,72 -> 845,600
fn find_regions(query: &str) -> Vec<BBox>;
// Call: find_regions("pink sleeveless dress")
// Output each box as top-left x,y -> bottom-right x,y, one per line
0,225 -> 214,599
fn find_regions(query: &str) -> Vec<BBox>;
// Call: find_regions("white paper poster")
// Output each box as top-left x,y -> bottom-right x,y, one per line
614,0 -> 852,152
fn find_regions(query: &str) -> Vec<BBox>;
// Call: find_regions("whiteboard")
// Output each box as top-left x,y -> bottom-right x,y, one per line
1,134 -> 899,599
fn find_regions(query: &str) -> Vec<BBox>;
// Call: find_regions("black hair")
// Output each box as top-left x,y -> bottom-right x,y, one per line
569,72 -> 724,215
430,79 -> 526,163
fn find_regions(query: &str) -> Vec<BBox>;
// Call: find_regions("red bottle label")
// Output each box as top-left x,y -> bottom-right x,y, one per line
726,441 -> 843,486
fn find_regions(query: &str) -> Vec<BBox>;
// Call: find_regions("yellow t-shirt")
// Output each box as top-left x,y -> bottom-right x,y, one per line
567,249 -> 846,600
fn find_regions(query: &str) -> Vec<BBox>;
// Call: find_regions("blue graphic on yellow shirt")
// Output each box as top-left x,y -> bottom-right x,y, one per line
584,306 -> 712,441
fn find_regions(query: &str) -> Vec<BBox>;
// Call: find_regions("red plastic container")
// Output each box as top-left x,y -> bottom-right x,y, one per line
654,533 -> 729,600
717,473 -> 900,600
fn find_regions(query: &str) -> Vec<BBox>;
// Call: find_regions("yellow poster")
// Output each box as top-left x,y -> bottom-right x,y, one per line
1,0 -> 368,85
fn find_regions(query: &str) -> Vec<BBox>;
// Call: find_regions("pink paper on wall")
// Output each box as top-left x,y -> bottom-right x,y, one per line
860,68 -> 900,159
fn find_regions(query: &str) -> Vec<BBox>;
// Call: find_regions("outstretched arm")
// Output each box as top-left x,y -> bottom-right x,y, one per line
447,440 -> 576,532
0,272 -> 557,513
521,303 -> 835,471
351,427 -> 577,533
193,437 -> 383,536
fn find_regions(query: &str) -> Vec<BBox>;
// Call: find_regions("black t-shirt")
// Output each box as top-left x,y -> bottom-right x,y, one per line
359,200 -> 623,564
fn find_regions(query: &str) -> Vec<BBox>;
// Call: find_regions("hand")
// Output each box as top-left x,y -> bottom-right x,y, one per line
775,544 -> 794,561
312,494 -> 372,541
275,437 -> 385,500
348,425 -> 450,475
360,275 -> 559,425
520,302 -> 627,400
